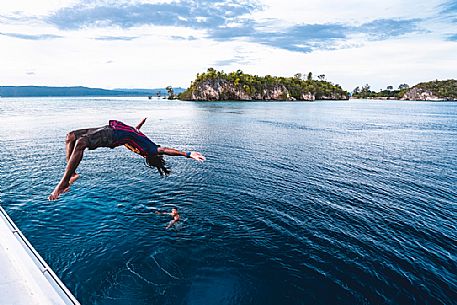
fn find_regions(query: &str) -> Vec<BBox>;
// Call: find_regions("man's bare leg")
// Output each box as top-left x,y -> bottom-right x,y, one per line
66,132 -> 76,161
65,132 -> 80,185
49,138 -> 87,200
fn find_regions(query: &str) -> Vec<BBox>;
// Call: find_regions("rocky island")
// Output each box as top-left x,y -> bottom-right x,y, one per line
351,80 -> 457,101
178,68 -> 349,101
401,80 -> 457,101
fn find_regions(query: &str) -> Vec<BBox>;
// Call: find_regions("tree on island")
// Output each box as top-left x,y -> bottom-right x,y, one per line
166,86 -> 176,100
351,84 -> 379,98
352,86 -> 360,95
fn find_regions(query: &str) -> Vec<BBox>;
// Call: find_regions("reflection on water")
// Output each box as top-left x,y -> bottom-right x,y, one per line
0,97 -> 456,305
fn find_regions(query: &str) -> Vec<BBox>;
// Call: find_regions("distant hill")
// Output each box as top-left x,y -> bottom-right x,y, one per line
0,86 -> 185,97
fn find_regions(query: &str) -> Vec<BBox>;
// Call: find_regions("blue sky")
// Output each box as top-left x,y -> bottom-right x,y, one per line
0,0 -> 456,90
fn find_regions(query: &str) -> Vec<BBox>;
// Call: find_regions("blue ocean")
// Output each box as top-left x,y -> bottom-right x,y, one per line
0,97 -> 456,305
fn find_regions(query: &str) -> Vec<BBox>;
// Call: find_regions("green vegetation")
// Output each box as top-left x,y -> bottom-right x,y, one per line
352,80 -> 457,100
165,86 -> 177,100
411,80 -> 457,99
178,68 -> 349,101
351,84 -> 410,99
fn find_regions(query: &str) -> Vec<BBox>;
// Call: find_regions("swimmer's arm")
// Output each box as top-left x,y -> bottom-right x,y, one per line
157,147 -> 206,162
166,219 -> 178,229
155,211 -> 171,215
136,117 -> 147,130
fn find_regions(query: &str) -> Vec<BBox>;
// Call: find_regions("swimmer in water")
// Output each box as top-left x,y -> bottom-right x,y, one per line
155,208 -> 180,229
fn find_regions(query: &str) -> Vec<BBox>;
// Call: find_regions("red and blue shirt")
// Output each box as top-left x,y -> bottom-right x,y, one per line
109,120 -> 159,157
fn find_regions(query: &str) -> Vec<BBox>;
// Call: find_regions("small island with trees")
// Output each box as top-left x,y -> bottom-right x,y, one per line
178,68 -> 349,101
351,79 -> 457,101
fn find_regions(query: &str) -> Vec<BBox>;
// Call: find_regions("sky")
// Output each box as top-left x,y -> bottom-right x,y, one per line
0,0 -> 456,91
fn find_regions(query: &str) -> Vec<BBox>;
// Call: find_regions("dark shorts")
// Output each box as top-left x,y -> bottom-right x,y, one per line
72,125 -> 114,150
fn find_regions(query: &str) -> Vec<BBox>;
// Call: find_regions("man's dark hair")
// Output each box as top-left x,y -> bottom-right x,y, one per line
145,154 -> 171,176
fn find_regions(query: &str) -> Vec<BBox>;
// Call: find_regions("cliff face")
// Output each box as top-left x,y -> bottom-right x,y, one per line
189,79 -> 251,100
189,79 -> 295,101
184,78 -> 348,101
401,80 -> 457,101
401,87 -> 444,101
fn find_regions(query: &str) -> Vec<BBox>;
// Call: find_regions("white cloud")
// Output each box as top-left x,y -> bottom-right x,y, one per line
0,0 -> 78,15
0,0 -> 455,91
253,0 -> 445,25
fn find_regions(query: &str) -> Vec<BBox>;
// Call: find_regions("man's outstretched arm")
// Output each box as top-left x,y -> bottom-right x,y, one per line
157,147 -> 206,162
136,117 -> 147,130
155,211 -> 171,215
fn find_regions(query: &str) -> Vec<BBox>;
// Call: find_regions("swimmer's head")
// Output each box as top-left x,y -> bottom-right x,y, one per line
171,208 -> 178,215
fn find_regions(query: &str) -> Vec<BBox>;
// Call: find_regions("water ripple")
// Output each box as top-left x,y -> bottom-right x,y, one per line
1,98 -> 456,305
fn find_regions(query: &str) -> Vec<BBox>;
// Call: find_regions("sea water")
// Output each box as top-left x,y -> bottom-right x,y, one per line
0,97 -> 456,305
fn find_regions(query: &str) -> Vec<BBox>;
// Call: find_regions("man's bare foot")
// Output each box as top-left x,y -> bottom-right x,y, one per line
69,173 -> 80,185
48,183 -> 70,201
48,190 -> 61,201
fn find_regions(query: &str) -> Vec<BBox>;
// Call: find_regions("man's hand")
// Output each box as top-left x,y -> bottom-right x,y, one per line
155,211 -> 169,215
190,151 -> 206,162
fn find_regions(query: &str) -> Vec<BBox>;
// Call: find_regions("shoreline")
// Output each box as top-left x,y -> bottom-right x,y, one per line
1,96 -> 456,102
